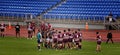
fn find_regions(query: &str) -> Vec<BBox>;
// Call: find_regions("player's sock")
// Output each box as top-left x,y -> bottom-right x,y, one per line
68,44 -> 70,48
37,46 -> 40,49
44,44 -> 47,48
78,45 -> 81,49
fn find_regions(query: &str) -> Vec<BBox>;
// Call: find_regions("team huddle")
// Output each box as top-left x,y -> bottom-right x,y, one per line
37,22 -> 102,52
37,28 -> 82,50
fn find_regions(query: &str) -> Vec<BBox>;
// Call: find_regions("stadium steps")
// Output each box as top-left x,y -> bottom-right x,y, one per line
39,0 -> 66,16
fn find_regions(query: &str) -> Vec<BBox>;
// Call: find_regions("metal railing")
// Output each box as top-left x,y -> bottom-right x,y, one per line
0,12 -> 37,21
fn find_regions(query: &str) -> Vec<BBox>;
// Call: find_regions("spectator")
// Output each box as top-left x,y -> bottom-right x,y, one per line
15,23 -> 20,38
106,31 -> 114,44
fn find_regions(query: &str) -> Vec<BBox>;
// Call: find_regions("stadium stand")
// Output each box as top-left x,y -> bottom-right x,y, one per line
0,0 -> 119,21
43,0 -> 120,21
0,0 -> 61,21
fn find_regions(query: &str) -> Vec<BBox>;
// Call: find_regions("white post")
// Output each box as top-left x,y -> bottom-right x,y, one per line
25,14 -> 27,20
30,14 -> 33,20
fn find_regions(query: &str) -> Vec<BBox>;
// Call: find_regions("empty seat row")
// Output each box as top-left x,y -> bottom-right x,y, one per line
0,0 -> 61,18
44,0 -> 120,21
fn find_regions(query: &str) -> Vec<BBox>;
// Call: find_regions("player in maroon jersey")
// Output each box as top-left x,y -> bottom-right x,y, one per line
68,33 -> 74,49
96,32 -> 102,52
40,22 -> 46,39
52,30 -> 58,49
77,29 -> 82,49
27,22 -> 33,39
73,31 -> 81,49
47,23 -> 52,31
66,29 -> 72,48
57,31 -> 63,49
63,30 -> 69,48
31,21 -> 36,36
46,29 -> 55,48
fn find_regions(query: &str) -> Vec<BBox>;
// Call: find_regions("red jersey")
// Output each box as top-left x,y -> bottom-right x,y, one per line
77,32 -> 82,39
74,33 -> 80,42
31,22 -> 35,29
62,33 -> 69,39
69,34 -> 73,39
97,34 -> 102,41
40,23 -> 46,31
53,33 -> 58,39
48,24 -> 52,30
58,33 -> 63,41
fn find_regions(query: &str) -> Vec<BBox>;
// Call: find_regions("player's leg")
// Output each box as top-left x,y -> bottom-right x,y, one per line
30,31 -> 33,39
106,38 -> 110,44
78,42 -> 81,49
28,31 -> 30,39
1,30 -> 4,37
37,39 -> 41,51
58,41 -> 62,49
1,29 -> 4,37
74,42 -> 78,49
99,45 -> 101,52
16,31 -> 19,38
18,31 -> 20,37
15,31 -> 17,38
96,41 -> 101,52
65,42 -> 69,49
110,38 -> 114,43
79,39 -> 82,49
96,45 -> 99,52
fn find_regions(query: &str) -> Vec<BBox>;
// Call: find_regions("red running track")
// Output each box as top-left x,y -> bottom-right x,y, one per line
4,26 -> 120,42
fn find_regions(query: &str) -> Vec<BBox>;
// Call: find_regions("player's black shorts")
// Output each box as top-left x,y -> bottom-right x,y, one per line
1,29 -> 4,32
97,41 -> 101,45
58,41 -> 63,44
75,42 -> 79,45
80,39 -> 82,42
75,41 -> 80,45
28,31 -> 32,34
63,39 -> 68,43
69,38 -> 73,42
41,31 -> 45,38
37,39 -> 41,44
33,29 -> 35,32
16,31 -> 20,33
53,38 -> 57,43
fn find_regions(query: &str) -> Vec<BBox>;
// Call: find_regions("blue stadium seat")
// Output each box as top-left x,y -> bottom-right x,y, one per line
44,0 -> 120,21
0,0 -> 61,19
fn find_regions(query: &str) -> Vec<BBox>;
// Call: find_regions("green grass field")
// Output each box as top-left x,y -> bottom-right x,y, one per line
0,37 -> 120,55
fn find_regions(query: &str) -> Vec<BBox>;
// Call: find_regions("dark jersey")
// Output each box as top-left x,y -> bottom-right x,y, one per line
107,33 -> 112,38
15,25 -> 20,31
